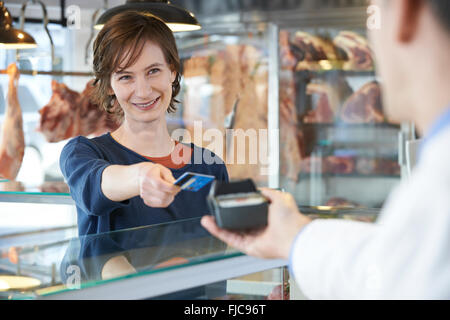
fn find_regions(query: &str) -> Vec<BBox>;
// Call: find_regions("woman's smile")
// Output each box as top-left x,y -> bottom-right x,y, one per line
132,96 -> 160,111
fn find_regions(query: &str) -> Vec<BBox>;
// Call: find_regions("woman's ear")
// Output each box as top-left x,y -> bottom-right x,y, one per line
170,70 -> 177,84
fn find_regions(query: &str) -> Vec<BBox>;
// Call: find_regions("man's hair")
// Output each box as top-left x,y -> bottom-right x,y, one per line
428,0 -> 450,33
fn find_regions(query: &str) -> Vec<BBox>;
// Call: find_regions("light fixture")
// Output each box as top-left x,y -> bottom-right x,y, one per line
0,1 -> 37,49
95,0 -> 201,32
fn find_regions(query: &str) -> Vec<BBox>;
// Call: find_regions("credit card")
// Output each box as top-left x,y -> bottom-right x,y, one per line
174,172 -> 215,192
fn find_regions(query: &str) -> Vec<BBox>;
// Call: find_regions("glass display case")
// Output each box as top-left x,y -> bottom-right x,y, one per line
0,217 -> 288,300
0,0 -> 413,300
274,8 -> 406,211
173,1 -> 411,214
173,23 -> 271,186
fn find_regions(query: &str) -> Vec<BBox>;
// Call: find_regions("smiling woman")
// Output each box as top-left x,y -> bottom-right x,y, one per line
59,11 -> 229,238
109,42 -> 176,127
91,11 -> 181,120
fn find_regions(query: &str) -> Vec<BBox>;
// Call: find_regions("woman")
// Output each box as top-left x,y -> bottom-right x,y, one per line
60,11 -> 228,236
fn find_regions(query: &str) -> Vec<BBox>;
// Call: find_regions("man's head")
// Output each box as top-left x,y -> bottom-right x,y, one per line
369,0 -> 450,132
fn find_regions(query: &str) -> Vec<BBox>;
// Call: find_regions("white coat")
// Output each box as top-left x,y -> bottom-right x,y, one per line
290,125 -> 450,299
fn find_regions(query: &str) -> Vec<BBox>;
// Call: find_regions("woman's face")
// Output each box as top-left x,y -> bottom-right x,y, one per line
110,40 -> 176,125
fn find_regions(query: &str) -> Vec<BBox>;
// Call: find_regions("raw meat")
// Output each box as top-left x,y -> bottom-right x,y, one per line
303,78 -> 353,123
38,81 -> 80,143
325,197 -> 362,208
356,157 -> 400,176
182,44 -> 270,184
340,81 -> 384,123
333,31 -> 374,70
38,80 -> 119,143
326,156 -> 355,174
300,156 -> 327,174
0,63 -> 25,180
291,31 -> 339,71
303,83 -> 339,123
355,157 -> 377,175
375,158 -> 401,176
280,70 -> 304,181
279,30 -> 297,71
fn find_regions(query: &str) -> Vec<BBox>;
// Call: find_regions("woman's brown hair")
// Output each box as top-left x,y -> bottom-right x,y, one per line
92,11 -> 181,120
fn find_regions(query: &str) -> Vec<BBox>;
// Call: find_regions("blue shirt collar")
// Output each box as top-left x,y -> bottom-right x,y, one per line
419,105 -> 450,158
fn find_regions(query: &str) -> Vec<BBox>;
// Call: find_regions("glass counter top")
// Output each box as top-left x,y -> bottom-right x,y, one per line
0,217 -> 242,299
0,207 -> 379,299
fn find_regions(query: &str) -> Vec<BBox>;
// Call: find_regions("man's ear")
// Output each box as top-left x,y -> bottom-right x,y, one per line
396,0 -> 424,43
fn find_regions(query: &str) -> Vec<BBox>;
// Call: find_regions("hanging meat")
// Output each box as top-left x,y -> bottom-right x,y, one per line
279,30 -> 297,71
182,44 -> 271,185
340,81 -> 384,123
38,80 -> 119,142
280,71 -> 304,181
333,31 -> 374,71
0,63 -> 25,181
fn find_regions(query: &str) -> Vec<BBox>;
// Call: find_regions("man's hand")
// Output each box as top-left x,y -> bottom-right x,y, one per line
138,163 -> 181,208
201,188 -> 312,260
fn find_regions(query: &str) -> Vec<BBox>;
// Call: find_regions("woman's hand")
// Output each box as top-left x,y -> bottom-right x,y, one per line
101,162 -> 180,207
101,255 -> 136,280
201,188 -> 312,260
137,162 -> 181,208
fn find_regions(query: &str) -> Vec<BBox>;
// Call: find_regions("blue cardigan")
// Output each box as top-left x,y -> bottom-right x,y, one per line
59,133 -> 229,236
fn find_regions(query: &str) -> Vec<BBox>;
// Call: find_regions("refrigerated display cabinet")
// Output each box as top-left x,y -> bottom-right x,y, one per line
0,216 -> 289,300
0,0 -> 414,299
172,0 -> 415,213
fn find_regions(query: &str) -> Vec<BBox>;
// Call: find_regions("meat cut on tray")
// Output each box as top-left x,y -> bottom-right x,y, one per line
303,78 -> 353,123
0,63 -> 25,181
301,155 -> 399,176
284,30 -> 374,71
340,81 -> 384,123
290,31 -> 339,71
38,80 -> 119,143
333,31 -> 374,71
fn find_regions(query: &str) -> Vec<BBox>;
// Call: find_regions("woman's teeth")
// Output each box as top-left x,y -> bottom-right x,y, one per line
135,97 -> 159,108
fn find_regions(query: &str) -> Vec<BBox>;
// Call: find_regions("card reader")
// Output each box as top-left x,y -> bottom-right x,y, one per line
207,179 -> 268,230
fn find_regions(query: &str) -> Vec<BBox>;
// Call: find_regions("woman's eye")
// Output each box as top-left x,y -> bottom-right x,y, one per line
148,68 -> 160,75
119,75 -> 131,81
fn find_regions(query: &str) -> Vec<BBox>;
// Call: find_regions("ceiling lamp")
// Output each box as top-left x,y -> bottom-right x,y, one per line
0,1 -> 37,49
95,0 -> 201,32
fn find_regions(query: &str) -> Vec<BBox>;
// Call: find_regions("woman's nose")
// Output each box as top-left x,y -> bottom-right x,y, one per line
134,77 -> 152,98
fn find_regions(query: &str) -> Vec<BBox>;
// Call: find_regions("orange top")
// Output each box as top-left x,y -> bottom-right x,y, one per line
144,141 -> 192,169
